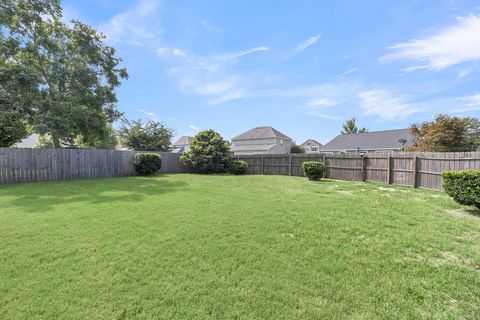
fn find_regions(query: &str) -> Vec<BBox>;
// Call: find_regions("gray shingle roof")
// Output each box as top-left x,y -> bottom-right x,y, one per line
232,126 -> 292,141
300,139 -> 323,147
173,136 -> 193,146
320,129 -> 414,151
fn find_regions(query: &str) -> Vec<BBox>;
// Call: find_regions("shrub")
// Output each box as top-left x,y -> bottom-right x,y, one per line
442,170 -> 480,209
301,161 -> 326,181
134,153 -> 162,176
228,160 -> 248,175
180,129 -> 232,174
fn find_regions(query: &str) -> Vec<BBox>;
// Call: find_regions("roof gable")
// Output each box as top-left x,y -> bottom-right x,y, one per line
300,139 -> 322,147
232,126 -> 292,141
174,136 -> 193,146
321,129 -> 414,151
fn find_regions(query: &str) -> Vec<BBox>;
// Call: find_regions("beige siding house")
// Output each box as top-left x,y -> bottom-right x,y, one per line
300,139 -> 323,153
231,126 -> 292,155
173,136 -> 193,153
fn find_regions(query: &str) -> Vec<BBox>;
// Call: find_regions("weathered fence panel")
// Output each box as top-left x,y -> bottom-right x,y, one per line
0,148 -> 188,185
238,152 -> 480,191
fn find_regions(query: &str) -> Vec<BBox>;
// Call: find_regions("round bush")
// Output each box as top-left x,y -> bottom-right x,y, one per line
180,129 -> 231,174
134,153 -> 162,176
442,170 -> 480,209
301,161 -> 326,181
228,160 -> 248,175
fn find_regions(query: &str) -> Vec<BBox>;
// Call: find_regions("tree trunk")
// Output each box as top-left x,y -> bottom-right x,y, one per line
52,136 -> 61,148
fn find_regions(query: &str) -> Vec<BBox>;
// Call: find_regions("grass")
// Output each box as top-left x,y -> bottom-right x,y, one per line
1,174 -> 479,319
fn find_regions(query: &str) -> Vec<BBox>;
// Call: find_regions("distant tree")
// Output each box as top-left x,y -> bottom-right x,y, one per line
1,0 -> 128,147
0,63 -> 39,147
118,119 -> 174,151
290,142 -> 304,153
180,129 -> 232,173
408,114 -> 480,152
341,117 -> 368,134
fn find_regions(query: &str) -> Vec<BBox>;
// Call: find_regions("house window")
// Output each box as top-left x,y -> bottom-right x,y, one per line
280,139 -> 283,147
311,147 -> 317,152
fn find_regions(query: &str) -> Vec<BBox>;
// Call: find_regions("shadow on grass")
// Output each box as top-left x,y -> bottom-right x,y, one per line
1,175 -> 188,213
464,208 -> 480,219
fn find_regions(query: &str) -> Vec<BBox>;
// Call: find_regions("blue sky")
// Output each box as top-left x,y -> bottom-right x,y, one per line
62,0 -> 480,144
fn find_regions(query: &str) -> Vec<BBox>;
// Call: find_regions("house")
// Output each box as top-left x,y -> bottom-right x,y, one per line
300,139 -> 323,153
231,126 -> 292,155
173,136 -> 193,153
320,129 -> 414,153
14,134 -> 40,148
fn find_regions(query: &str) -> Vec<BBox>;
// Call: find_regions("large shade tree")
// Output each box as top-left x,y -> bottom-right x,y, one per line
0,62 -> 40,147
0,0 -> 128,147
408,114 -> 480,152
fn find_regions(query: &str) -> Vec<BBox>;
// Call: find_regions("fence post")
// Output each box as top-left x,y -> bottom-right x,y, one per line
261,155 -> 265,175
361,154 -> 366,181
289,155 -> 292,176
322,154 -> 326,178
387,154 -> 391,184
412,156 -> 418,188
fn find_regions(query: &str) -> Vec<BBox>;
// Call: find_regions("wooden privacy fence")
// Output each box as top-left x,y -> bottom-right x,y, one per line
237,152 -> 480,191
2,148 -> 480,190
0,148 -> 188,185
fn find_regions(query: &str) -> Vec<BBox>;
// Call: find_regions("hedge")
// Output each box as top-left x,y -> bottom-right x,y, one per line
134,153 -> 162,176
301,161 -> 326,181
442,170 -> 480,209
228,160 -> 248,175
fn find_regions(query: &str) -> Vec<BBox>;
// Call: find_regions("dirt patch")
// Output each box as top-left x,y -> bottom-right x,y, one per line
447,209 -> 480,220
430,193 -> 449,199
335,189 -> 353,195
377,187 -> 396,192
430,252 -> 479,272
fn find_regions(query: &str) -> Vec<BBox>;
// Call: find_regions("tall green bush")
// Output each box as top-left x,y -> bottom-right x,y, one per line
301,161 -> 326,181
180,130 -> 231,173
134,153 -> 162,176
442,170 -> 480,209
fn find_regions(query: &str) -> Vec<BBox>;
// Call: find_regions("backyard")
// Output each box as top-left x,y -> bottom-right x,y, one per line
1,174 -> 479,319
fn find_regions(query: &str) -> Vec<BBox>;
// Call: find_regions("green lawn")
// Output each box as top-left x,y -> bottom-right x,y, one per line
1,174 -> 479,319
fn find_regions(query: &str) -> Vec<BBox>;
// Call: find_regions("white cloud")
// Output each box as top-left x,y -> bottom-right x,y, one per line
307,111 -> 342,120
189,124 -> 201,131
381,14 -> 480,71
338,67 -> 358,77
223,46 -> 269,59
453,94 -> 480,112
457,69 -> 471,79
138,108 -> 158,120
308,98 -> 339,108
138,109 -> 154,117
99,0 -> 161,44
358,90 -> 419,121
289,34 -> 322,58
159,45 -> 270,104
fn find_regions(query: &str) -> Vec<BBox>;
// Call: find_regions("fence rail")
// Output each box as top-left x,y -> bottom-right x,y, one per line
0,148 -> 188,185
237,152 -> 480,191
